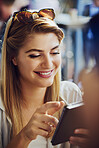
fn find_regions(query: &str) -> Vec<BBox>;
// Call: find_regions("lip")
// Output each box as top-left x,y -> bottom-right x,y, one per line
34,69 -> 54,78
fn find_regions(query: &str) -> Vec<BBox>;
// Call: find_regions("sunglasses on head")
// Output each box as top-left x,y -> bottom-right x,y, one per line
7,8 -> 55,37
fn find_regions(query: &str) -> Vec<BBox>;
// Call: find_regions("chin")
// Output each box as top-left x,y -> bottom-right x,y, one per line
39,79 -> 54,88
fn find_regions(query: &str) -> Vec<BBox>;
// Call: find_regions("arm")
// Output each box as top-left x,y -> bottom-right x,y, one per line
6,131 -> 30,148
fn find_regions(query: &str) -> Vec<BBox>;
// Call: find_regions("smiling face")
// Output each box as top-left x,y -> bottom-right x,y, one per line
12,33 -> 61,88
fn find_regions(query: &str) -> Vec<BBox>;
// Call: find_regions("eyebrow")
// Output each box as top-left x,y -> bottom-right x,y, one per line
25,45 -> 59,53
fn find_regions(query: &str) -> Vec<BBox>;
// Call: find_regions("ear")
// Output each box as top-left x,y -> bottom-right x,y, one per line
12,57 -> 17,66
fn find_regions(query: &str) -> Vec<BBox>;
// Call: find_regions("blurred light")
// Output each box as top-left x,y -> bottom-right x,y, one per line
66,50 -> 73,58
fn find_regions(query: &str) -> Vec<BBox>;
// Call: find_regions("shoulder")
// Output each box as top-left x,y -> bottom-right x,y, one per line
60,81 -> 80,91
60,81 -> 82,104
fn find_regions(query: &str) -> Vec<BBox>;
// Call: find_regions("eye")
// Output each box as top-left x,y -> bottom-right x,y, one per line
51,52 -> 60,54
28,54 -> 41,58
51,48 -> 60,55
51,50 -> 60,55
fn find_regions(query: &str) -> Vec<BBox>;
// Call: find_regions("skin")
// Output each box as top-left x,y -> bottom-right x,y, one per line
79,69 -> 99,147
6,101 -> 65,148
7,33 -> 65,148
93,0 -> 99,7
13,33 -> 61,89
8,32 -> 89,147
69,129 -> 90,148
70,69 -> 98,147
0,3 -> 13,21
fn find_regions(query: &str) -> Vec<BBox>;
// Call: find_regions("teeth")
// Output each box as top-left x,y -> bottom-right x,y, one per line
40,71 -> 51,75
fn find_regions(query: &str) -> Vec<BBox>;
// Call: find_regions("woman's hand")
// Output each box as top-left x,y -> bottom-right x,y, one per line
22,101 -> 65,143
69,128 -> 90,148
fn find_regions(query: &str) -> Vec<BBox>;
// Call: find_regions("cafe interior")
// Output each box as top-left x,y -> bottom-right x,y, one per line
0,0 -> 99,147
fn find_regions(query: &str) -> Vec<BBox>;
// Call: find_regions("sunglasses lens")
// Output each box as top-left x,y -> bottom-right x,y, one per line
17,11 -> 33,23
13,9 -> 55,25
39,9 -> 55,20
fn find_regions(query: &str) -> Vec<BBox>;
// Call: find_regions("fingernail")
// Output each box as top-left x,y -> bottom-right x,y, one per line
56,102 -> 60,107
61,101 -> 65,105
74,129 -> 79,133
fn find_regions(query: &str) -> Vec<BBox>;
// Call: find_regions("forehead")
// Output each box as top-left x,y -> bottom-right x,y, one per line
22,33 -> 59,51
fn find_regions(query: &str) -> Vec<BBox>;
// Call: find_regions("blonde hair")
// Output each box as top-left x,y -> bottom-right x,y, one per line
1,16 -> 64,136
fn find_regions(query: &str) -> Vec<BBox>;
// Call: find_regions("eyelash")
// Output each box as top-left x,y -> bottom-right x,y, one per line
28,55 -> 41,58
28,52 -> 60,58
51,52 -> 60,54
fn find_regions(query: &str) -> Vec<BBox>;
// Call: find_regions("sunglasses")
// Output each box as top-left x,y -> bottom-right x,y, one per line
8,8 -> 55,37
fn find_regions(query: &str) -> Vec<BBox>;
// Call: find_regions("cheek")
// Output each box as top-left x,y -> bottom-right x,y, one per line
54,55 -> 61,68
16,58 -> 30,73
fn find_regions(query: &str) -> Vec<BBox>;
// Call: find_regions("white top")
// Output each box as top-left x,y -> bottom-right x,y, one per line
0,81 -> 82,148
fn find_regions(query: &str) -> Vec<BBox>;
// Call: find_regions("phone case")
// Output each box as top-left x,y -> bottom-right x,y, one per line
51,102 -> 87,145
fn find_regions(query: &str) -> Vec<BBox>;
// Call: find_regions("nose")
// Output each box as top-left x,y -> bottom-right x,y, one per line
41,54 -> 53,68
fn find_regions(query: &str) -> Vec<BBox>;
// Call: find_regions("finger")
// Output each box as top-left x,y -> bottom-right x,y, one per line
36,101 -> 61,114
69,136 -> 89,147
25,126 -> 48,140
40,114 -> 59,127
33,120 -> 52,132
32,127 -> 48,138
74,129 -> 89,135
30,111 -> 58,127
47,101 -> 65,115
31,112 -> 59,127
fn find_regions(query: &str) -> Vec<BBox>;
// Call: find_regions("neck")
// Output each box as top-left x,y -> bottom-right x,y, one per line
20,80 -> 47,109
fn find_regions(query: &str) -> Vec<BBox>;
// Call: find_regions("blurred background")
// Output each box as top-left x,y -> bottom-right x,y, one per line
0,0 -> 98,86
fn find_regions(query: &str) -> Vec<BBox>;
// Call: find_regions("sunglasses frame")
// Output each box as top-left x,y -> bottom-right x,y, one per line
7,8 -> 55,37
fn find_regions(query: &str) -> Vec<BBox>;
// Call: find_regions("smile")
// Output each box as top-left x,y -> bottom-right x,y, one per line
34,69 -> 54,78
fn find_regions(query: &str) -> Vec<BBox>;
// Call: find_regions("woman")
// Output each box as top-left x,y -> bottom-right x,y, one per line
0,8 -> 87,148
